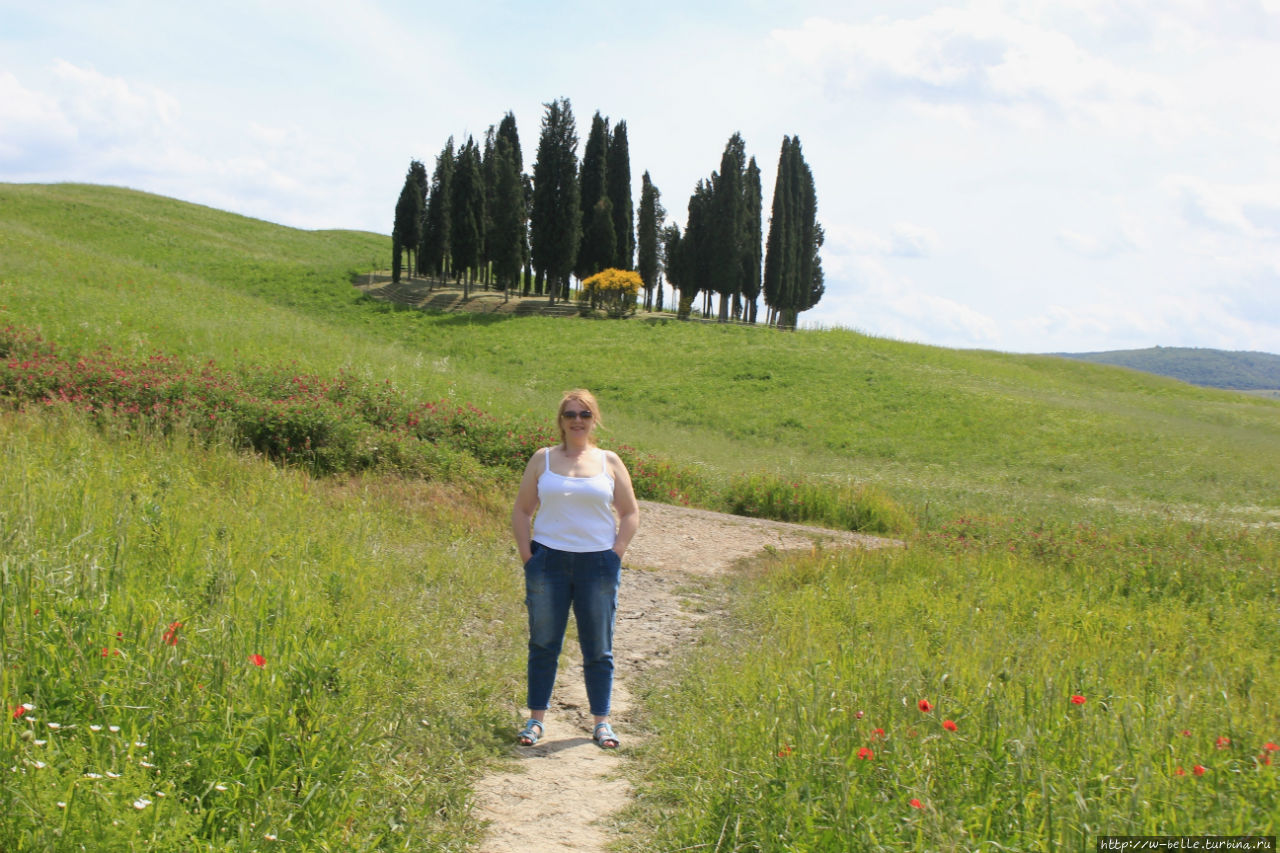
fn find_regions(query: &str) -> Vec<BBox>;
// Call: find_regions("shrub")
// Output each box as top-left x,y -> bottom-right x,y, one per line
580,268 -> 641,318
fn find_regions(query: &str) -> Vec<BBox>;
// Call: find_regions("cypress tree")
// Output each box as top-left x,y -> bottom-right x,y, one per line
490,135 -> 526,299
422,137 -> 455,281
742,156 -> 763,323
661,223 -> 685,317
392,161 -> 425,282
709,133 -> 747,321
637,171 -> 664,311
581,197 -> 616,281
451,136 -> 485,296
530,97 -> 581,303
763,136 -> 824,327
607,120 -> 635,270
576,111 -> 611,281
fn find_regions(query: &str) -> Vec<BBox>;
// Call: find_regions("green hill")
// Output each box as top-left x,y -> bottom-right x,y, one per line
3,182 -> 1279,521
1057,346 -> 1280,391
4,183 -> 1280,850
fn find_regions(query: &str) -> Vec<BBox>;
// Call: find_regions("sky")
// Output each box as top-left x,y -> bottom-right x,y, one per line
3,0 -> 1279,354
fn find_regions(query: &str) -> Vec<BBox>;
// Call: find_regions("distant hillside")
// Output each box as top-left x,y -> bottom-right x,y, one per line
1055,347 -> 1280,390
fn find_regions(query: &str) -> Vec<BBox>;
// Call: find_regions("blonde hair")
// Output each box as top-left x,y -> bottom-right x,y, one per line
557,389 -> 603,447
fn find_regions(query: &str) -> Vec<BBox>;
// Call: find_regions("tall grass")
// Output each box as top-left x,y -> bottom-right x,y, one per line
0,411 -> 526,851
627,518 -> 1280,850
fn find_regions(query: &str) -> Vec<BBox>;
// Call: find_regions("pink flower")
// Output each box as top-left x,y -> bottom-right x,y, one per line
249,654 -> 266,667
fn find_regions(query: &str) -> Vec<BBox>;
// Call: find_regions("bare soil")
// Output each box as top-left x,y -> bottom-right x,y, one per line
470,500 -> 900,852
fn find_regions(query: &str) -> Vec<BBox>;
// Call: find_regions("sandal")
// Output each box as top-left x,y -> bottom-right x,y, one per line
517,719 -> 543,746
593,721 -> 619,749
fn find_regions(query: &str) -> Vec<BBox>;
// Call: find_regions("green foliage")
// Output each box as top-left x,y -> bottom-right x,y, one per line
0,413 -> 524,850
724,473 -> 914,534
629,521 -> 1280,849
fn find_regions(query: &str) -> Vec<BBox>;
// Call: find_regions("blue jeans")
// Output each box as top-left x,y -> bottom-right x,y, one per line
524,541 -> 621,717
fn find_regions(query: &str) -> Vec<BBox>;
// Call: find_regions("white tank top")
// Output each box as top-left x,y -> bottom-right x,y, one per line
533,447 -> 617,552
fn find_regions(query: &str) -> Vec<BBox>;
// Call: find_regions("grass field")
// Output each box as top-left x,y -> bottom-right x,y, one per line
3,183 -> 1278,850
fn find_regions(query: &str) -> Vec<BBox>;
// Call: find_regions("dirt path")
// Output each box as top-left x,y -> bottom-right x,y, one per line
470,500 -> 900,852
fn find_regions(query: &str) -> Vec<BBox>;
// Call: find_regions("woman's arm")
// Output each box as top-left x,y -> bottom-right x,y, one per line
511,449 -> 543,563
607,451 -> 640,559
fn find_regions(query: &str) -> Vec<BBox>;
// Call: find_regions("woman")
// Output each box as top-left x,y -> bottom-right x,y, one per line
510,389 -> 640,749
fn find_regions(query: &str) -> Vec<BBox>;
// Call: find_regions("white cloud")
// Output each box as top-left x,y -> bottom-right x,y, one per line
770,5 -> 1184,135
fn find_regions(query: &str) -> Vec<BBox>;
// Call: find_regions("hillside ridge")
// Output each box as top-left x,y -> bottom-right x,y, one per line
1055,346 -> 1280,391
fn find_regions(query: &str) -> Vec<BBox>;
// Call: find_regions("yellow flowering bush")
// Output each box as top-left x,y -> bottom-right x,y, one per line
581,268 -> 641,318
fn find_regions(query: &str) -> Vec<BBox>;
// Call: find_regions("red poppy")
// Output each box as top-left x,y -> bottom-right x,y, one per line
943,719 -> 958,732
857,747 -> 874,760
1265,743 -> 1279,753
1180,730 -> 1192,737
918,699 -> 933,713
1259,754 -> 1273,766
162,621 -> 182,646
249,654 -> 266,667
1175,767 -> 1186,776
11,705 -> 26,720
909,798 -> 924,809
1193,765 -> 1207,776
1070,695 -> 1086,705
1215,736 -> 1231,749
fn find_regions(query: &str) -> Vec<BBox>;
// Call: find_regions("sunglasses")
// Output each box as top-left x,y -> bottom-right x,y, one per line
560,409 -> 593,420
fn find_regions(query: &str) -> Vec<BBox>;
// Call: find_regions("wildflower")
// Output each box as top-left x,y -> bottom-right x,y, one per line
872,728 -> 886,740
249,653 -> 266,667
1180,730 -> 1191,737
1215,736 -> 1231,749
108,725 -> 120,733
106,771 -> 121,778
909,798 -> 924,809
917,699 -> 933,713
12,705 -> 27,720
855,710 -> 864,719
84,773 -> 104,779
1175,767 -> 1186,776
1265,743 -> 1279,753
1070,695 -> 1087,705
777,744 -> 794,758
90,725 -> 102,732
943,720 -> 958,732
162,621 -> 182,646
133,798 -> 152,810
1193,765 -> 1207,776
857,747 -> 874,760
33,740 -> 46,747
214,784 -> 228,792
